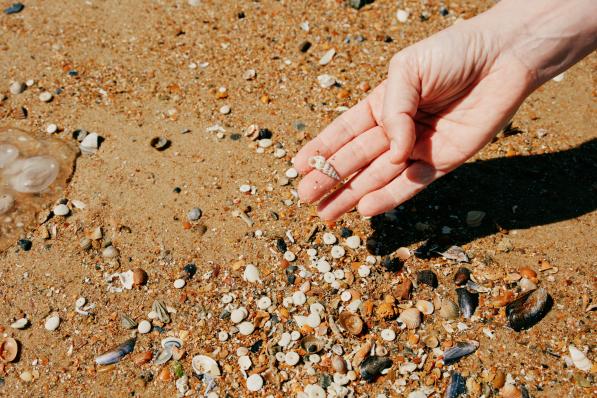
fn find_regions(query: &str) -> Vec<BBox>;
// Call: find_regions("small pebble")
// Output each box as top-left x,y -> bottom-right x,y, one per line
396,9 -> 410,23
318,49 -> 336,66
345,236 -> 360,249
219,105 -> 231,114
239,184 -> 251,193
39,91 -> 53,102
243,69 -> 256,80
246,374 -> 263,392
357,265 -> 371,277
257,296 -> 272,310
316,259 -> 331,273
19,371 -> 32,382
9,81 -> 25,94
381,328 -> 396,341
187,207 -> 202,221
274,148 -> 286,158
292,291 -> 307,306
230,308 -> 248,324
46,123 -> 58,134
285,168 -> 298,179
238,321 -> 255,336
138,320 -> 152,334
173,279 -> 186,289
44,315 -> 60,331
285,351 -> 300,366
53,204 -> 70,216
323,233 -> 337,245
102,246 -> 119,259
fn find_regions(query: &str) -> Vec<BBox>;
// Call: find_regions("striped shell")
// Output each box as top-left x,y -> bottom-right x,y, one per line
415,300 -> 435,315
308,155 -> 340,180
399,308 -> 421,329
439,299 -> 460,320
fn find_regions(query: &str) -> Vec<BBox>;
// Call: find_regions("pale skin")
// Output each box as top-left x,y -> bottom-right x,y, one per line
294,0 -> 597,220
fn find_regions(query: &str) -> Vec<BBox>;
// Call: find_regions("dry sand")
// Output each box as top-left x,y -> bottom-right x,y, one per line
0,0 -> 595,397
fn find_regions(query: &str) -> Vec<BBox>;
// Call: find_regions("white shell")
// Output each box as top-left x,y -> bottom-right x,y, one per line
5,156 -> 60,193
238,321 -> 255,335
415,300 -> 435,315
10,318 -> 28,329
44,315 -> 60,331
118,270 -> 134,290
192,354 -> 221,377
243,264 -> 260,283
238,355 -> 252,370
0,144 -> 19,168
0,193 -> 15,215
308,155 -> 340,180
569,345 -> 592,372
246,374 -> 264,392
230,307 -> 248,324
398,308 -> 421,329
80,133 -> 100,154
380,328 -> 396,341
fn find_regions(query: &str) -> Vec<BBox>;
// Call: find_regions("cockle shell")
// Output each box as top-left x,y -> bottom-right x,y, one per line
95,338 -> 136,365
0,337 -> 19,362
192,354 -> 221,377
569,345 -> 592,372
0,192 -> 15,215
415,300 -> 435,315
0,144 -> 19,168
308,155 -> 340,180
398,308 -> 422,329
439,299 -> 460,320
4,156 -> 60,193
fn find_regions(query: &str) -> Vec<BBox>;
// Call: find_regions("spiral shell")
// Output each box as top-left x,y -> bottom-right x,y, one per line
4,156 -> 60,193
308,155 -> 340,180
0,144 -> 19,168
398,307 -> 421,329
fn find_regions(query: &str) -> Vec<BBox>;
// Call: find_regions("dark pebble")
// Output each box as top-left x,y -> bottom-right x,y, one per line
68,70 -> 78,76
416,270 -> 438,288
299,41 -> 312,53
439,6 -> 449,16
381,257 -> 402,272
230,133 -> 241,141
249,340 -> 263,353
173,187 -> 181,193
419,12 -> 430,21
183,263 -> 197,279
348,0 -> 373,10
287,274 -> 296,285
258,128 -> 272,140
237,11 -> 245,19
383,35 -> 393,43
18,239 -> 32,251
339,227 -> 352,238
4,3 -> 24,14
220,310 -> 231,320
276,238 -> 287,253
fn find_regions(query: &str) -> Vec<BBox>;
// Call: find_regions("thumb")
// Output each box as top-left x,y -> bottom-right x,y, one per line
382,54 -> 420,164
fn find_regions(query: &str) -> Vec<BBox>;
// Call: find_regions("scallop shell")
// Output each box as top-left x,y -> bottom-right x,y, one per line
443,340 -> 479,365
151,300 -> 170,324
569,345 -> 592,372
192,354 -> 221,377
308,155 -> 340,181
338,312 -> 364,335
120,314 -> 137,330
439,299 -> 460,320
0,144 -> 19,168
4,156 -> 60,193
0,192 -> 15,215
398,308 -> 421,329
505,288 -> 551,331
456,288 -> 478,319
360,355 -> 393,383
300,335 -> 324,354
415,300 -> 435,315
95,338 -> 136,365
0,337 -> 19,362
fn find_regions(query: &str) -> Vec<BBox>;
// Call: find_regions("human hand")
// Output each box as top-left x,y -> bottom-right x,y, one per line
294,16 -> 534,220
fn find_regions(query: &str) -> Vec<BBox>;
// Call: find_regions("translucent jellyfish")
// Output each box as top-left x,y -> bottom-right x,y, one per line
0,127 -> 77,252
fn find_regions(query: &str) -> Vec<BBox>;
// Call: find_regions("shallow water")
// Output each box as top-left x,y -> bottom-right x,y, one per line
0,127 -> 77,251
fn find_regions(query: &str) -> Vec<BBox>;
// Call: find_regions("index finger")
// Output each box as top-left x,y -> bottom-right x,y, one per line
293,83 -> 385,174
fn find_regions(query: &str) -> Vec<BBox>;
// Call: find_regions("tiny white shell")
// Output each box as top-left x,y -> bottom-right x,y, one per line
238,321 -> 255,335
192,354 -> 221,377
569,345 -> 592,372
308,155 -> 340,180
243,264 -> 260,283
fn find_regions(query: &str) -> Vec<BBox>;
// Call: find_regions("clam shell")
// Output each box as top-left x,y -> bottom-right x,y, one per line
443,340 -> 479,365
444,371 -> 467,398
95,338 -> 136,365
0,144 -> 19,168
439,246 -> 469,263
338,312 -> 364,335
453,267 -> 471,286
192,354 -> 221,377
439,299 -> 460,320
162,337 -> 183,349
152,300 -> 170,324
331,354 -> 347,374
398,308 -> 421,329
415,300 -> 434,315
308,155 -> 340,181
0,337 -> 19,362
456,288 -> 478,319
0,192 -> 15,215
569,345 -> 592,372
300,335 -> 324,354
360,355 -> 392,383
505,288 -> 551,331
154,348 -> 173,365
5,156 -> 60,193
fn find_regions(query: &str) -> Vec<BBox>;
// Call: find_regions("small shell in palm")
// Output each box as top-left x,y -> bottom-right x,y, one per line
308,155 -> 340,181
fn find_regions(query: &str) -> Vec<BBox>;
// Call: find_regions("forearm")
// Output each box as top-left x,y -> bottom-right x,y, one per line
478,0 -> 597,89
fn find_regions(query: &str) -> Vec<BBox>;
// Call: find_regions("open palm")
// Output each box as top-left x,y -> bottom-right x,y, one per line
294,19 -> 535,220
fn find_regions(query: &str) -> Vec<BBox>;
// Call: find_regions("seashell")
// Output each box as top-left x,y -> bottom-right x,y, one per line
416,270 -> 438,288
398,308 -> 421,329
120,314 -> 137,330
568,345 -> 592,372
150,136 -> 170,151
12,106 -> 28,119
0,144 -> 19,168
439,246 -> 469,263
466,211 -> 485,227
442,340 -> 479,365
80,133 -> 101,154
444,371 -> 467,398
152,300 -> 170,324
456,288 -> 478,319
360,355 -> 393,383
161,337 -> 183,350
192,354 -> 221,377
338,312 -> 364,335
500,384 -> 523,398
10,318 -> 28,329
244,124 -> 260,140
395,246 -> 411,261
154,348 -> 173,365
95,338 -> 136,365
300,335 -> 324,354
308,155 -> 340,181
424,335 -> 439,349
352,340 -> 372,368
375,345 -> 388,357
331,354 -> 347,374
415,300 -> 434,315
118,270 -> 134,290
0,337 -> 19,362
394,279 -> 412,300
505,288 -> 551,331
439,299 -> 460,320
243,264 -> 260,283
453,267 -> 471,286
0,192 -> 15,215
132,268 -> 148,287
4,156 -> 60,193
